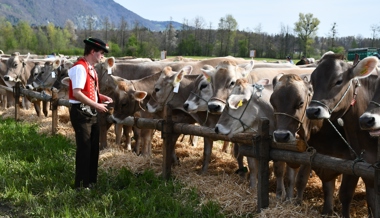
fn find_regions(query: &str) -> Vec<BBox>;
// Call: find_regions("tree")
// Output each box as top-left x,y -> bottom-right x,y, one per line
0,18 -> 17,51
14,20 -> 35,51
294,13 -> 320,57
64,19 -> 77,43
217,14 -> 238,56
329,22 -> 338,48
370,24 -> 379,47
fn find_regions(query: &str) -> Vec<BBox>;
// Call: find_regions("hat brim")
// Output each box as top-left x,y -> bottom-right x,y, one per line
84,39 -> 109,53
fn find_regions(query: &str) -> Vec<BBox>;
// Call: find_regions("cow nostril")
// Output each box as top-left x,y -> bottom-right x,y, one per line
215,126 -> 219,134
183,103 -> 189,110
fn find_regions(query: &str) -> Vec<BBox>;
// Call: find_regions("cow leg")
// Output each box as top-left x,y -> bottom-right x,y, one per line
42,100 -> 49,117
339,174 -> 359,218
200,137 -> 213,175
22,97 -> 31,110
285,165 -> 299,200
139,129 -> 156,157
295,164 -> 312,204
189,135 -> 198,147
273,160 -> 286,200
122,125 -> 133,151
6,91 -> 14,108
321,179 -> 336,215
362,178 -> 375,218
98,112 -> 112,150
234,143 -> 247,180
247,156 -> 258,189
114,123 -> 124,144
221,141 -> 230,153
131,127 -> 140,152
33,100 -> 41,117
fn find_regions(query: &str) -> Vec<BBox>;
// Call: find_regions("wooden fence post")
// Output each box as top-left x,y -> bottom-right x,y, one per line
162,105 -> 175,179
257,118 -> 270,212
50,89 -> 59,135
13,82 -> 21,121
375,138 -> 380,218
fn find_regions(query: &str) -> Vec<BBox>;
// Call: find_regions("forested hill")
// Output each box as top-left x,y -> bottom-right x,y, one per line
0,0 -> 182,31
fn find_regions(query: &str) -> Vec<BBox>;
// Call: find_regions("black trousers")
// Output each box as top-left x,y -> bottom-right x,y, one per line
70,104 -> 100,188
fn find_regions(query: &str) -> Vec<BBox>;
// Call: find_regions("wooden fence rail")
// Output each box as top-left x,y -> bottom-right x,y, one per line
1,83 -> 379,216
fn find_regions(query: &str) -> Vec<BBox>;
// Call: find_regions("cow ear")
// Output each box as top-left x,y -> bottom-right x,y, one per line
106,57 -> 116,69
201,68 -> 214,80
52,58 -> 61,69
64,61 -> 73,69
352,56 -> 378,78
256,78 -> 269,86
134,91 -> 148,101
172,70 -> 185,86
227,94 -> 245,110
272,73 -> 284,88
202,71 -> 211,83
240,60 -> 254,77
180,65 -> 193,75
110,75 -> 126,86
61,77 -> 70,86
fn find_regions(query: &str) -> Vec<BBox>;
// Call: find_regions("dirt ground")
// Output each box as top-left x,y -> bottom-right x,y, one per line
0,106 -> 369,218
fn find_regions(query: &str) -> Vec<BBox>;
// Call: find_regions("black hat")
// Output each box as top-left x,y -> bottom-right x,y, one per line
83,37 -> 109,53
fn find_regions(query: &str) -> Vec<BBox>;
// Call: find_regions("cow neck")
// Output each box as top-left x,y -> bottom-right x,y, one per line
128,79 -> 145,112
310,78 -> 359,118
161,75 -> 195,109
224,83 -> 265,133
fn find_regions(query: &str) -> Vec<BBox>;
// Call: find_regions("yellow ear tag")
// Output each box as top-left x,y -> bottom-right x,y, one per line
207,77 -> 211,82
359,66 -> 368,76
237,100 -> 243,107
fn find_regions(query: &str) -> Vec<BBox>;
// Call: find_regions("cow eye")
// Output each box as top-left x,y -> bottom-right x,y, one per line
229,81 -> 236,87
298,101 -> 304,109
200,83 -> 208,90
335,79 -> 343,86
155,88 -> 160,92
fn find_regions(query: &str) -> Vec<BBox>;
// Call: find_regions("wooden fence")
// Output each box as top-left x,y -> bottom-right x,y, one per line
1,83 -> 380,216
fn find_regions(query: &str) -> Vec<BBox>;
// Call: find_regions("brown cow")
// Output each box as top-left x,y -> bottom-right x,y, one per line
4,52 -> 37,109
306,54 -> 378,217
270,73 -> 353,215
146,66 -> 235,173
97,57 -> 167,151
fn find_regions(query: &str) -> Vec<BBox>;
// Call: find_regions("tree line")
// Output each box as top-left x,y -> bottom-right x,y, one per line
0,13 -> 379,59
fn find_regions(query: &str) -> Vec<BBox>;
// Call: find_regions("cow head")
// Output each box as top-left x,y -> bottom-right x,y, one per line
306,54 -> 378,120
359,67 -> 380,136
183,65 -> 214,113
26,62 -> 43,90
205,60 -> 254,114
214,78 -> 273,138
146,65 -> 193,113
30,58 -> 62,89
270,73 -> 320,144
4,52 -> 32,85
110,75 -> 148,121
95,57 -> 116,94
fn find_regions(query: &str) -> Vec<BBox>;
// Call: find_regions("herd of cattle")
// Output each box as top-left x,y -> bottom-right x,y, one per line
0,51 -> 379,217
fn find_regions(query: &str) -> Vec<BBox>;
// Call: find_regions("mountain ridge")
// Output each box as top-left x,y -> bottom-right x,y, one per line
0,0 -> 182,31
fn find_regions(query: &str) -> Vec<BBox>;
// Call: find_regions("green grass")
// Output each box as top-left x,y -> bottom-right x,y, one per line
0,117 -> 224,218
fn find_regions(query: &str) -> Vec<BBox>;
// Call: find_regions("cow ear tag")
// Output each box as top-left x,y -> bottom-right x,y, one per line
173,84 -> 180,93
237,100 -> 243,107
337,118 -> 344,126
108,68 -> 112,74
51,72 -> 56,78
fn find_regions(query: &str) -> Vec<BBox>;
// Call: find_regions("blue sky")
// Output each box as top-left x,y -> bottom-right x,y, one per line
114,0 -> 379,38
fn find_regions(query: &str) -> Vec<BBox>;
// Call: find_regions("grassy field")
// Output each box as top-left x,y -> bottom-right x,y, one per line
0,117 -> 223,218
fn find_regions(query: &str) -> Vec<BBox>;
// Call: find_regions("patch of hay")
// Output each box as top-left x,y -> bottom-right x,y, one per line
0,105 -> 369,217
